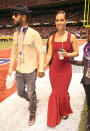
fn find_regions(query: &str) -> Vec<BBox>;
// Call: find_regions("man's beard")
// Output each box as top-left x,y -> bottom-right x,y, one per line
12,21 -> 21,28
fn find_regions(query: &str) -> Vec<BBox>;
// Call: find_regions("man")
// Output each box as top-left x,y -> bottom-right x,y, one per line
8,4 -> 45,126
71,27 -> 90,131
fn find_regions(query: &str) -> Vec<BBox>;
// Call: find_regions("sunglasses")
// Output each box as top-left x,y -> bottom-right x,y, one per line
13,12 -> 23,17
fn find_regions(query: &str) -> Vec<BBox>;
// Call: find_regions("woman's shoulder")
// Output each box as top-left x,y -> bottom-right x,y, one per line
49,35 -> 53,42
49,33 -> 56,40
70,33 -> 76,41
66,31 -> 74,37
66,31 -> 76,43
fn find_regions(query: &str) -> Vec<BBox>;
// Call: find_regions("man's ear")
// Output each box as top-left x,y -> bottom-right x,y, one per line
22,15 -> 27,22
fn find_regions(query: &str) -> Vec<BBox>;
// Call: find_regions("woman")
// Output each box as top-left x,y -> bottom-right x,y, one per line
45,10 -> 79,127
71,27 -> 90,131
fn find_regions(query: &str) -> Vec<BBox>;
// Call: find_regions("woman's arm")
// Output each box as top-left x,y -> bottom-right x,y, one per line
45,35 -> 53,68
67,34 -> 79,57
63,34 -> 79,58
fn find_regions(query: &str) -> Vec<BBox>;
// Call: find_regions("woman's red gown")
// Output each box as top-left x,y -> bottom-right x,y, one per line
47,32 -> 73,127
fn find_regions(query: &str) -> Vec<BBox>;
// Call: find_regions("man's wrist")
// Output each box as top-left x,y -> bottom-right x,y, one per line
8,72 -> 12,76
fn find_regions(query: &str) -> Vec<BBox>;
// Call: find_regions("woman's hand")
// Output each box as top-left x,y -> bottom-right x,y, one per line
59,50 -> 68,57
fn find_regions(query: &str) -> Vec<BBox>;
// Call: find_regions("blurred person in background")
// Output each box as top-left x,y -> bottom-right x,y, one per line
8,4 -> 45,126
71,27 -> 90,131
45,10 -> 79,127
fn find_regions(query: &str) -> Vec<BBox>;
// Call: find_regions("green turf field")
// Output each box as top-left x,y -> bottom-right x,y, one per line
0,41 -> 13,49
78,99 -> 87,131
0,39 -> 48,49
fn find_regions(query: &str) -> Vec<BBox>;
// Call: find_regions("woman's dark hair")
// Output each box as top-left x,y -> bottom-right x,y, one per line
46,29 -> 58,66
55,10 -> 66,20
46,29 -> 58,52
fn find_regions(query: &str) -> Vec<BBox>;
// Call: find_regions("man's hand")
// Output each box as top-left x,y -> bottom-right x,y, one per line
38,72 -> 45,78
8,72 -> 12,76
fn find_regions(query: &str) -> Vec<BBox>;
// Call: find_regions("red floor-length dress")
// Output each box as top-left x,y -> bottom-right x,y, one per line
47,32 -> 73,127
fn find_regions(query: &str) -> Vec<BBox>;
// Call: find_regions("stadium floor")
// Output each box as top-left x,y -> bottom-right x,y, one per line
0,69 -> 85,131
0,39 -> 87,131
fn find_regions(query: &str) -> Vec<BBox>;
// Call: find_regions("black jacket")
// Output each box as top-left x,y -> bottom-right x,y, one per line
71,56 -> 90,85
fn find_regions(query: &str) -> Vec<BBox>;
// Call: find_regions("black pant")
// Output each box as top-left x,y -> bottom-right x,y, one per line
83,84 -> 90,110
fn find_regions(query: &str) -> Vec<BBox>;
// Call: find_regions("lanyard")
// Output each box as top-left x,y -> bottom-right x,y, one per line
16,26 -> 28,46
16,26 -> 28,62
20,31 -> 26,53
